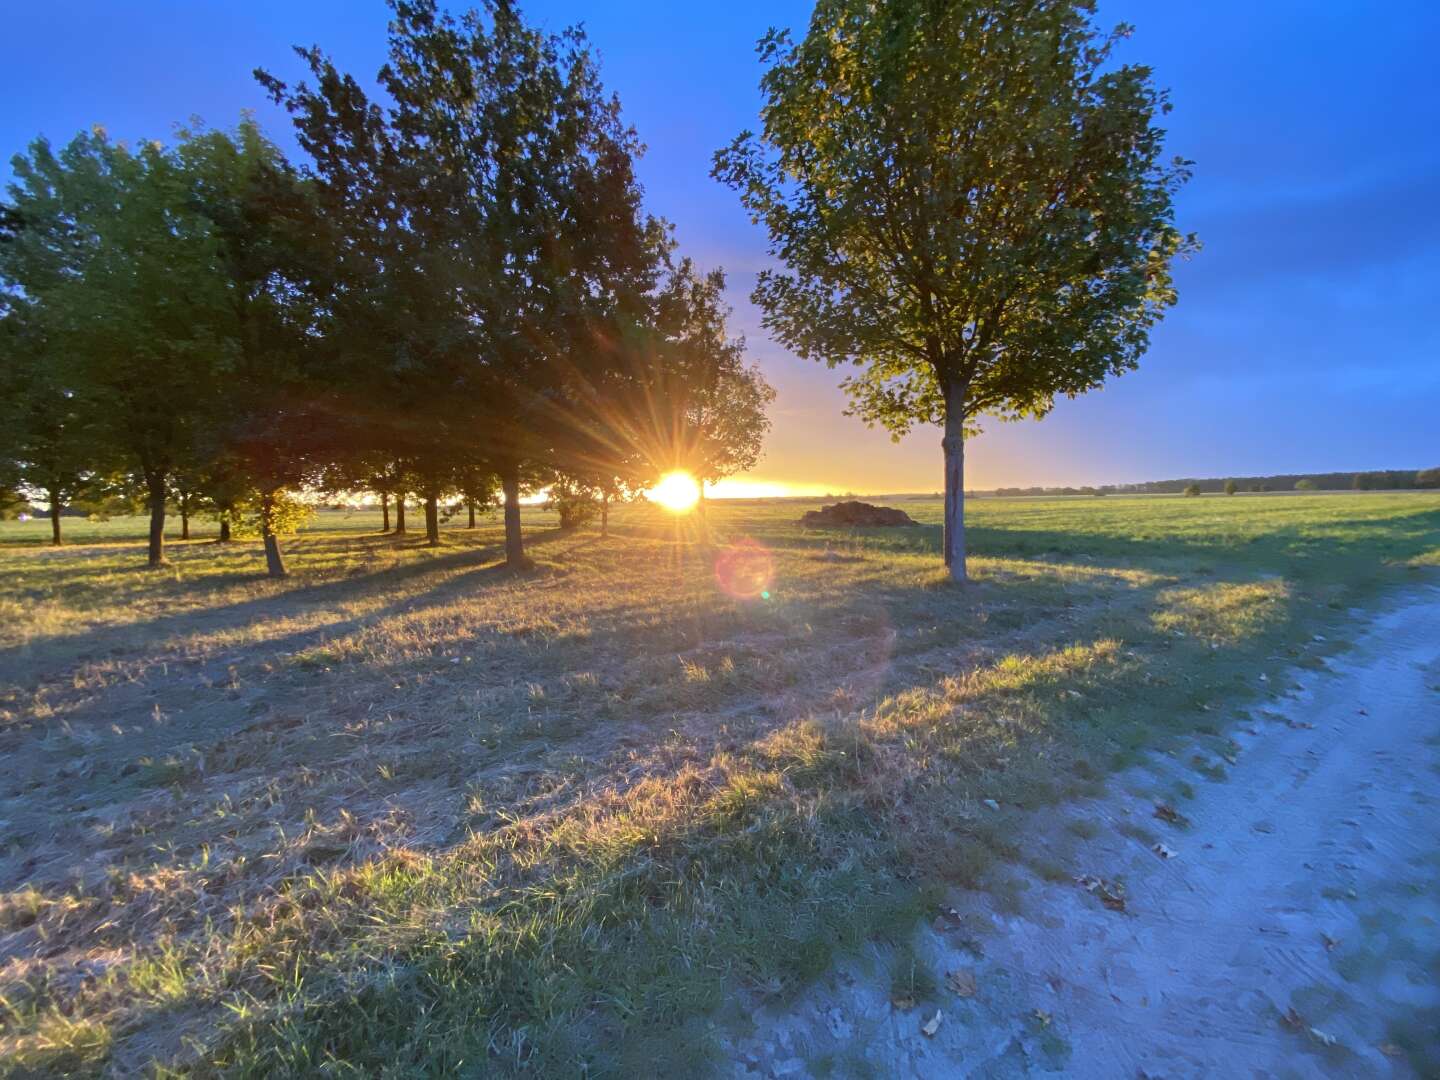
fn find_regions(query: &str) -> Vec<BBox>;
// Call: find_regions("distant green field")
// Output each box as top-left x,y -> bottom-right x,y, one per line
1,491 -> 1437,1075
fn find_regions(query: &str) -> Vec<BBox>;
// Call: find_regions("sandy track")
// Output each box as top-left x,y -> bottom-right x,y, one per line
729,588 -> 1440,1078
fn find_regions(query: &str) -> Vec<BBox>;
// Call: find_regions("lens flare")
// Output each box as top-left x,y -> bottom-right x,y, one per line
651,470 -> 701,513
715,538 -> 774,600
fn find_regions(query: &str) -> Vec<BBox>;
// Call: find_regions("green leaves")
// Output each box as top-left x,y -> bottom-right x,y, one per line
715,0 -> 1196,436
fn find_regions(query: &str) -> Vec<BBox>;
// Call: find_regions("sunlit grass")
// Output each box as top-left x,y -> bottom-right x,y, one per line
0,491 -> 1436,1074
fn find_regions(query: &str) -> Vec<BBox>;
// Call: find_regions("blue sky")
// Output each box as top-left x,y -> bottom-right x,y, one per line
4,1 -> 1437,492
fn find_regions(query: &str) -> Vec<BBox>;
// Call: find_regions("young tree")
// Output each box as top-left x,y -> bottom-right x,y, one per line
654,260 -> 775,507
716,0 -> 1194,581
1224,479 -> 1238,495
1183,482 -> 1201,497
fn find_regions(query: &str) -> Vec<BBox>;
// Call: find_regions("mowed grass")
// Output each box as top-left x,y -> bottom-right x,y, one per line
0,492 -> 1437,1075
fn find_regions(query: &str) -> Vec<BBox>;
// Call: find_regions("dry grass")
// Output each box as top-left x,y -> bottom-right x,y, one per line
0,492 -> 1436,1075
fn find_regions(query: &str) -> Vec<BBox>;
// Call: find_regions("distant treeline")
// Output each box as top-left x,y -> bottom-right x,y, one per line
987,467 -> 1440,498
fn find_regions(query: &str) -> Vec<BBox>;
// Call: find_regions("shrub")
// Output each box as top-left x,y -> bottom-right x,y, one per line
235,492 -> 313,538
1183,483 -> 1202,497
1294,478 -> 1317,491
546,479 -> 600,530
1223,479 -> 1237,495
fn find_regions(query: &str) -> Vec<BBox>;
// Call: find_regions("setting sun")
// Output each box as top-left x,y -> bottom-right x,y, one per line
650,470 -> 701,513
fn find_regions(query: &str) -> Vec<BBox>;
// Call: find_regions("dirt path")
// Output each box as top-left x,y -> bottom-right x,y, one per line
727,588 -> 1440,1078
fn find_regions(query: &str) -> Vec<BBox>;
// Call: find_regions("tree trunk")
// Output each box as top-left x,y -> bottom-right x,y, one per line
180,494 -> 191,541
263,534 -> 288,578
499,461 -> 527,569
394,494 -> 407,534
424,489 -> 440,546
260,491 -> 288,578
380,491 -> 390,533
48,487 -> 62,546
467,497 -> 476,529
146,472 -> 167,568
600,492 -> 609,537
941,380 -> 967,583
219,515 -> 232,543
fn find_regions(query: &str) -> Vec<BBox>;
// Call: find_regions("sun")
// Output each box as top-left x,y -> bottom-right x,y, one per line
651,470 -> 701,513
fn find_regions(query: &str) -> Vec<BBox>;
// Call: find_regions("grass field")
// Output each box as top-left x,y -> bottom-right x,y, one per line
1,492 -> 1437,1076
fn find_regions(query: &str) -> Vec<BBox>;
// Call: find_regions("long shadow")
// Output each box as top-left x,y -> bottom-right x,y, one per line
0,528 -> 576,680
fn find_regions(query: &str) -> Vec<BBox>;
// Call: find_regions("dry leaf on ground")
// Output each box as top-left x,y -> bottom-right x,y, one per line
945,969 -> 977,997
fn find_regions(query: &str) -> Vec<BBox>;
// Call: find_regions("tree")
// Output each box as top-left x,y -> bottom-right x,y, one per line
0,307 -> 103,544
2,129 -> 233,567
716,0 -> 1194,581
263,0 -> 668,569
1416,467 -> 1440,489
174,118 -> 326,575
1183,482 -> 1201,497
1224,479 -> 1238,495
653,260 -> 775,506
1294,477 -> 1317,491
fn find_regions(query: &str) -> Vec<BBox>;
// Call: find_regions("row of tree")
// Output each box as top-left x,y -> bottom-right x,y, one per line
988,468 -> 1440,498
0,0 -> 773,573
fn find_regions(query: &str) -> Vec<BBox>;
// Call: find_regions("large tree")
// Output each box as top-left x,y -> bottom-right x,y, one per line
263,0 -> 667,569
715,0 -> 1194,580
2,129 -> 233,566
177,118 -> 324,574
0,307 -> 104,544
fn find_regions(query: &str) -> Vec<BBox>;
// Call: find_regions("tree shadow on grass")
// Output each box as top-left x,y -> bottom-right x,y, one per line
0,527 -> 577,679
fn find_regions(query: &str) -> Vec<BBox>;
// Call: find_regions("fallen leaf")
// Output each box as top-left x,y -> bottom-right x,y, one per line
1379,1043 -> 1403,1057
921,1011 -> 943,1037
1153,803 -> 1185,826
982,798 -> 1000,811
945,969 -> 977,997
1152,843 -> 1178,860
1321,932 -> 1340,951
1308,1027 -> 1337,1048
891,994 -> 916,1011
1031,1009 -> 1052,1028
1281,1007 -> 1306,1032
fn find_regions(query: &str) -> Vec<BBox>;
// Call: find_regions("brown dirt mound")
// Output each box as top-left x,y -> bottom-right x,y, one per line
798,501 -> 919,528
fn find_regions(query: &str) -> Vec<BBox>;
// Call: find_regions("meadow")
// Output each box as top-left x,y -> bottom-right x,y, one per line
1,492 -> 1437,1076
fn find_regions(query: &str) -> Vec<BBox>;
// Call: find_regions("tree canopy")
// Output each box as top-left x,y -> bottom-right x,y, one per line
1,0 -> 774,571
716,0 -> 1194,580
